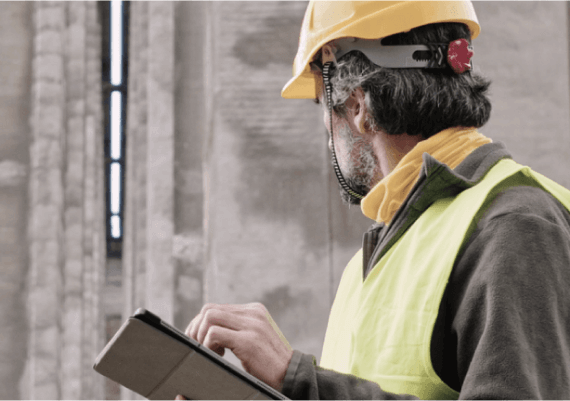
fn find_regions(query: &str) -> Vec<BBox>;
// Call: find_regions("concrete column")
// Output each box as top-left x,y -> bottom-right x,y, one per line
26,2 -> 66,398
23,2 -> 105,399
0,3 -> 33,399
123,1 -> 143,314
122,3 -> 150,399
121,2 -> 177,397
123,2 -> 136,319
146,1 -> 175,321
61,2 -> 86,399
172,1 -> 207,330
83,2 -> 105,398
122,0 -> 139,322
122,0 -> 177,322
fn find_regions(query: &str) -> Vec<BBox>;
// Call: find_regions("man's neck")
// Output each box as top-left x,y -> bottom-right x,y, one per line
371,131 -> 422,179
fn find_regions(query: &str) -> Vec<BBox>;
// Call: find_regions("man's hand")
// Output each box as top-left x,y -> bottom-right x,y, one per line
185,302 -> 294,391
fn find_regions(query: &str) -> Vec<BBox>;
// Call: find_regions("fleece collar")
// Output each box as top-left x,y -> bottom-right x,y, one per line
361,141 -> 513,279
361,128 -> 493,224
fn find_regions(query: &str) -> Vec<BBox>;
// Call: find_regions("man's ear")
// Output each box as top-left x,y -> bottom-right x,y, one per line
346,88 -> 368,134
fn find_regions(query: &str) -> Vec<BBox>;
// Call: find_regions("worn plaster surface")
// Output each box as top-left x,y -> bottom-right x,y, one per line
474,2 -> 570,186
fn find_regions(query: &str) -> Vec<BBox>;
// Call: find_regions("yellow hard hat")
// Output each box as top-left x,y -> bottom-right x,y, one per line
282,1 -> 480,99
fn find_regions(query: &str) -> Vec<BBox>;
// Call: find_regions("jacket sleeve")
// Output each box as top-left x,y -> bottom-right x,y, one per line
447,186 -> 570,399
281,350 -> 419,400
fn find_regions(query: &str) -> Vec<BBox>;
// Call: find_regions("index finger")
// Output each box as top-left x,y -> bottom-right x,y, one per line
185,303 -> 263,339
184,303 -> 233,339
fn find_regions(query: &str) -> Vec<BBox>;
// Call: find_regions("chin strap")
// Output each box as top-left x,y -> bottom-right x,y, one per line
322,62 -> 365,202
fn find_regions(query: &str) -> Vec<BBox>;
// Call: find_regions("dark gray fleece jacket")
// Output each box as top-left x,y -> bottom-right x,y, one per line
282,142 -> 570,400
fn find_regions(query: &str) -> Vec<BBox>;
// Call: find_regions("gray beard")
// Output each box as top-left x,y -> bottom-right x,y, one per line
334,123 -> 380,206
338,175 -> 369,205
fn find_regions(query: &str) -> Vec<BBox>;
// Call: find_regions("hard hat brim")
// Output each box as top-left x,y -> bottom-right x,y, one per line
281,71 -> 317,100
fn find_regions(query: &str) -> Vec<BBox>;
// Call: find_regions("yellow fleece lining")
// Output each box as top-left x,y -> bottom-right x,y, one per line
361,127 -> 492,224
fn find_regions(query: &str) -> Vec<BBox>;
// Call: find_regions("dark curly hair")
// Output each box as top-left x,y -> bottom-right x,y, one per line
329,23 -> 492,139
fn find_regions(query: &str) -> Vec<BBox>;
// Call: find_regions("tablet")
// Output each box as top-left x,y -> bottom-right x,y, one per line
93,308 -> 288,400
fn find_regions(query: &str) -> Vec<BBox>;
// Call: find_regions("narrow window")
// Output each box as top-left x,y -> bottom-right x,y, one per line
100,2 -> 129,398
103,0 -> 129,258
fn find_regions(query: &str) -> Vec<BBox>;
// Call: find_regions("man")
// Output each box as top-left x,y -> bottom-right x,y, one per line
181,1 -> 570,399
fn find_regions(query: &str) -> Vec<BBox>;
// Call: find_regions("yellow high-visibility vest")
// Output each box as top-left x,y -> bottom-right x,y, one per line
320,158 -> 570,399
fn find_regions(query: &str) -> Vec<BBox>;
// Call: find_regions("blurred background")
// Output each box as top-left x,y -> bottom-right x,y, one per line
0,1 -> 568,399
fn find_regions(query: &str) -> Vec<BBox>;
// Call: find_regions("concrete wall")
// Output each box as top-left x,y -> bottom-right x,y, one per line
474,2 -> 570,187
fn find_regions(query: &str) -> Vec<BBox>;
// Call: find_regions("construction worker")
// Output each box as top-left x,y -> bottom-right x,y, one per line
181,1 -> 570,399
